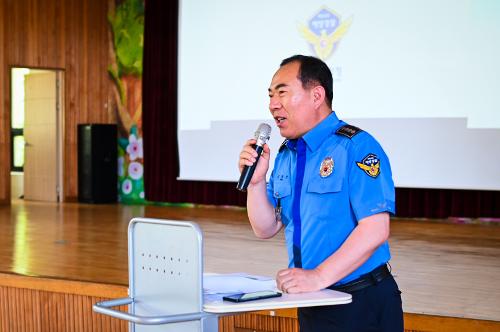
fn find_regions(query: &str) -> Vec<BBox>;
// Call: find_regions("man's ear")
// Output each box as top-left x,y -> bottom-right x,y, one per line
312,85 -> 326,108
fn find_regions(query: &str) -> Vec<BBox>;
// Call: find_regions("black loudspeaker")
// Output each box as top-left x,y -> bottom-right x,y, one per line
78,124 -> 118,203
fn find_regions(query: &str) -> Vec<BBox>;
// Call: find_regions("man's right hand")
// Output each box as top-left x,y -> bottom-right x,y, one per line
240,138 -> 279,239
238,139 -> 271,187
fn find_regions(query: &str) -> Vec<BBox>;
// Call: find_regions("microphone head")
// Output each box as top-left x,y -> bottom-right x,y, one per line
254,123 -> 272,146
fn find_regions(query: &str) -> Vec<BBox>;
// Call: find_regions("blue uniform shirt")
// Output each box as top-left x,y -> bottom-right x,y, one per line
267,112 -> 395,285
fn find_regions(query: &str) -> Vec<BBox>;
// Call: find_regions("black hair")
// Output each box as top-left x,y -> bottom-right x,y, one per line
280,55 -> 333,107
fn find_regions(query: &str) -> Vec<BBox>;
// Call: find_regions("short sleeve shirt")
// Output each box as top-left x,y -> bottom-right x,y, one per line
267,112 -> 395,285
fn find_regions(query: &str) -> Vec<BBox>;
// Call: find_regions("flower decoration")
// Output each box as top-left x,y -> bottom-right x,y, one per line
122,179 -> 133,195
128,161 -> 143,180
126,134 -> 143,161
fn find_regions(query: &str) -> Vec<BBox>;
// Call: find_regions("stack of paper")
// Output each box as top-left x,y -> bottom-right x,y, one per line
203,273 -> 277,295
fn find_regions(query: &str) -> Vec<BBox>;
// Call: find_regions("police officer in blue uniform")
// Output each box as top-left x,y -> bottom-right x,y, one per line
238,55 -> 403,331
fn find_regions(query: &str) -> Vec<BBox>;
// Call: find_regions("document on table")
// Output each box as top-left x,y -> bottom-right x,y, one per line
203,273 -> 278,295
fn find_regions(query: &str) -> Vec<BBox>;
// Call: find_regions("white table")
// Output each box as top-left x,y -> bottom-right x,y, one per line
204,289 -> 352,313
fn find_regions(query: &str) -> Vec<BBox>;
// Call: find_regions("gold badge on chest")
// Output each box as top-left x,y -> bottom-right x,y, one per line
319,157 -> 334,177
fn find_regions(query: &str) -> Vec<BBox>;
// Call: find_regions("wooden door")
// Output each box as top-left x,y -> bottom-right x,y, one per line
24,71 -> 58,202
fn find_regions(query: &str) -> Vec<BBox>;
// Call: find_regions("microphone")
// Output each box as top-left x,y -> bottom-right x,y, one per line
236,123 -> 272,192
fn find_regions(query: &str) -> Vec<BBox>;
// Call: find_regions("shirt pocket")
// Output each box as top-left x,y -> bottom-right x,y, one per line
304,166 -> 347,226
306,172 -> 343,194
273,181 -> 291,199
307,148 -> 347,194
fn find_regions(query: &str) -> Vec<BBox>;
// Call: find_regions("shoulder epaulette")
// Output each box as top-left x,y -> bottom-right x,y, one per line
278,139 -> 289,152
335,124 -> 363,139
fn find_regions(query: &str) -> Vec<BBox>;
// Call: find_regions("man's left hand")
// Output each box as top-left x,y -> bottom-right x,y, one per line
276,268 -> 327,293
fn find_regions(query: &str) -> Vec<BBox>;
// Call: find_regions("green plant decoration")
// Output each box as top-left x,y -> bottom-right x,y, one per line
108,0 -> 145,204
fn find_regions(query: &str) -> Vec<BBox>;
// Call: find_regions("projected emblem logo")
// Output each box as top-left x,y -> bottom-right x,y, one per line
356,153 -> 381,178
299,8 -> 353,61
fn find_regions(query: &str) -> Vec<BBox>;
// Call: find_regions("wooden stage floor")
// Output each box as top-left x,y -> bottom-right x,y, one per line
0,200 -> 499,322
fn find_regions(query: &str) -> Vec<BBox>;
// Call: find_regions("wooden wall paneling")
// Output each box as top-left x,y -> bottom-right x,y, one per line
1,68 -> 10,203
1,282 -> 500,331
63,0 -> 81,200
74,293 -> 82,332
0,1 -> 10,204
233,313 -> 299,332
2,287 -> 10,331
2,287 -> 8,331
88,0 -> 113,126
27,0 -> 38,65
0,0 -> 7,203
22,287 -> 31,331
55,0 -> 66,66
91,296 -> 100,331
40,290 -> 51,332
71,0 -> 87,200
43,0 -> 55,66
404,313 -> 500,332
76,294 -> 85,332
63,0 -> 74,201
24,0 -> 33,65
3,287 -> 11,331
87,0 -> 97,124
20,287 -> 29,331
13,287 -> 19,331
58,292 -> 68,332
32,288 -> 41,331
65,292 -> 76,332
0,0 -> 114,202
228,311 -> 500,332
13,287 -> 22,331
219,316 -> 236,332
80,0 -> 89,123
0,286 -> 4,330
86,295 -> 96,332
62,0 -> 114,200
0,285 -> 129,332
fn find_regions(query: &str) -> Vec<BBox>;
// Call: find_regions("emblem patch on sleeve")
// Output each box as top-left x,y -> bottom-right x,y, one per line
356,153 -> 380,178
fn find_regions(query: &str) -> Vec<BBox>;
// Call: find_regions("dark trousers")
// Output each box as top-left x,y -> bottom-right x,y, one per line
298,275 -> 403,332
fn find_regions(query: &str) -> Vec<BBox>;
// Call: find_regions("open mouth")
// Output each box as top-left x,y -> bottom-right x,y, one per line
274,116 -> 286,125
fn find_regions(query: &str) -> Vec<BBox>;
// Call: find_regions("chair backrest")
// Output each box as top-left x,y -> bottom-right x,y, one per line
128,218 -> 203,332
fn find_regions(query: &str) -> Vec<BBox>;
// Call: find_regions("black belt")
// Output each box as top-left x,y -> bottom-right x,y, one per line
328,264 -> 391,293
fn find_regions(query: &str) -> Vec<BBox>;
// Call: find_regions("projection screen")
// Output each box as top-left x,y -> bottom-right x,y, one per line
178,0 -> 500,190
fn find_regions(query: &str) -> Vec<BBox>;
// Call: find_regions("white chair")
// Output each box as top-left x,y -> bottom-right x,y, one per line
93,218 -> 218,331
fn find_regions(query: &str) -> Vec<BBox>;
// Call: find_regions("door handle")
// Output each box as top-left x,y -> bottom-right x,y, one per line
25,142 -> 33,147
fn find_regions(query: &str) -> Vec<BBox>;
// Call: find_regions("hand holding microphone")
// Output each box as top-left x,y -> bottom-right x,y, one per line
237,123 -> 272,191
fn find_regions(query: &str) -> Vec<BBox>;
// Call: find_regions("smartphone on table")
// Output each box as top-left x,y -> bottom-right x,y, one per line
222,290 -> 282,303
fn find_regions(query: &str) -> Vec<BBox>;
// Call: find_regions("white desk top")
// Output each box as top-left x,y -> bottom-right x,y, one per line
203,289 -> 352,313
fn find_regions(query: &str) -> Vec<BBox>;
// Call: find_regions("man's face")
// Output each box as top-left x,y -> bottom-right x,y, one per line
268,61 -> 316,139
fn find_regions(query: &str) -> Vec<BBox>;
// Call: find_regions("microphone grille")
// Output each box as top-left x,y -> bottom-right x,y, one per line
255,123 -> 272,145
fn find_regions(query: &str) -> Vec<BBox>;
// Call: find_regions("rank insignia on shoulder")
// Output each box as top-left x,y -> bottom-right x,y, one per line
319,157 -> 334,177
336,124 -> 362,138
356,153 -> 380,178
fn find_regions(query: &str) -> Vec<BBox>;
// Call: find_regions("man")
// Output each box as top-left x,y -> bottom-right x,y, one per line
238,55 -> 403,331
